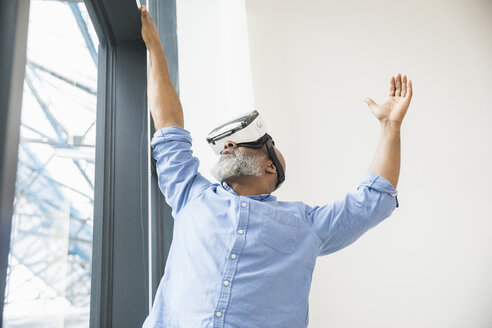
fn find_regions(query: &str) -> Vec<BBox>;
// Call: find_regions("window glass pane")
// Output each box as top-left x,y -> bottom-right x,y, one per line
3,1 -> 98,327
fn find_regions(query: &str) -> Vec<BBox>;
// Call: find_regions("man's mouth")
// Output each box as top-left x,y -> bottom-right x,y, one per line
222,149 -> 234,155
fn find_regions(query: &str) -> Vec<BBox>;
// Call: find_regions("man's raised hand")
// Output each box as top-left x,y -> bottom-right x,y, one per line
140,5 -> 161,52
364,73 -> 413,127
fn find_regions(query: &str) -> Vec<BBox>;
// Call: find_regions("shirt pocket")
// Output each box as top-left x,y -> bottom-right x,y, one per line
260,205 -> 299,255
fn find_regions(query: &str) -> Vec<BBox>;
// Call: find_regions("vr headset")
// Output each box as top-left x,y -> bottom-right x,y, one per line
206,110 -> 285,191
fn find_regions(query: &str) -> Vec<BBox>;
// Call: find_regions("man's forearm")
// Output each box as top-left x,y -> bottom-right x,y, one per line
368,121 -> 401,189
147,44 -> 184,130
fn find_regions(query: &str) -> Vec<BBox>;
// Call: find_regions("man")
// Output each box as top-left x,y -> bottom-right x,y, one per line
140,5 -> 412,328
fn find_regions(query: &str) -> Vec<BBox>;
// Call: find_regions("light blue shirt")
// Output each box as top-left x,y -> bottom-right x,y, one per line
143,126 -> 399,328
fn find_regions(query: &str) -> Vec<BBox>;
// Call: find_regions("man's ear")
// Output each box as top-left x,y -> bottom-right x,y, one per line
265,160 -> 277,174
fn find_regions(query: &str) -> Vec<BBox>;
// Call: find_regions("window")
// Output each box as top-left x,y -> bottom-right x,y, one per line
2,1 -> 98,327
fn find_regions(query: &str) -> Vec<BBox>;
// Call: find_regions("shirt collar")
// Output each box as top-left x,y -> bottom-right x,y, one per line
220,180 -> 277,202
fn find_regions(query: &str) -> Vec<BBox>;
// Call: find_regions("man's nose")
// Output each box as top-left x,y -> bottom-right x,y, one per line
224,141 -> 238,149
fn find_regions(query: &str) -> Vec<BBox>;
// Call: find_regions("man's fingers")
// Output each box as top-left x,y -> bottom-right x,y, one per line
363,97 -> 377,109
401,74 -> 407,97
388,76 -> 395,97
406,80 -> 413,99
140,5 -> 149,20
395,73 -> 401,97
140,5 -> 155,27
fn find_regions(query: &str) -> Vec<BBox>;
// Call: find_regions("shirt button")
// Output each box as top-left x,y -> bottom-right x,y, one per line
216,311 -> 222,317
231,254 -> 237,259
238,229 -> 244,235
241,202 -> 247,207
223,280 -> 229,286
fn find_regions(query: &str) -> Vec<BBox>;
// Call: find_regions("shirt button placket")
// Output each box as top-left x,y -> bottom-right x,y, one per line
214,199 -> 249,327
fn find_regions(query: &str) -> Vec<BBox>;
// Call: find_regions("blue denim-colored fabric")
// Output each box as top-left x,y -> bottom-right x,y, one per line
142,126 -> 399,328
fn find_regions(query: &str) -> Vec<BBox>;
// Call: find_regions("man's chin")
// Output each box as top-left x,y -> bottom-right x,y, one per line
222,176 -> 237,183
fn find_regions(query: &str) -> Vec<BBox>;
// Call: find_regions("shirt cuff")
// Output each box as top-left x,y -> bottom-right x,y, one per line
357,171 -> 399,208
151,126 -> 192,148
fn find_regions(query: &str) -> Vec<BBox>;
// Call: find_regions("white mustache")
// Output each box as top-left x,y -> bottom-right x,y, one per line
222,147 -> 240,156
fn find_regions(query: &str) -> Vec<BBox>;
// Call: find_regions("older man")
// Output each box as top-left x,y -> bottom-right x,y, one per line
140,5 -> 412,328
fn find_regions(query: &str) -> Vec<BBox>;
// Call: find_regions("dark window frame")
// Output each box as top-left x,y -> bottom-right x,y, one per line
0,0 -> 30,324
83,0 -> 178,327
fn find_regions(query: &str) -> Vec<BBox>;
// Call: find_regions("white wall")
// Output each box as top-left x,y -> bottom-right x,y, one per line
177,0 -> 492,327
176,0 -> 255,177
245,0 -> 492,327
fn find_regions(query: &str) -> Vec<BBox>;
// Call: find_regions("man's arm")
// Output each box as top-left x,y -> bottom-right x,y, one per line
364,73 -> 413,189
368,122 -> 401,189
140,5 -> 184,130
138,6 -> 212,218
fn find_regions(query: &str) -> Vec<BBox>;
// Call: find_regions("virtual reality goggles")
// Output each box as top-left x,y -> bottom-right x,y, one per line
206,110 -> 285,191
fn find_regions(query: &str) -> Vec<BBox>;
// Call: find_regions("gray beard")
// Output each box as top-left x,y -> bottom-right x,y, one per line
210,148 -> 264,181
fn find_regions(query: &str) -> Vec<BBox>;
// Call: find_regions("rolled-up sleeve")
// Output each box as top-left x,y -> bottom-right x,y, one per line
151,126 -> 213,218
304,171 -> 399,257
